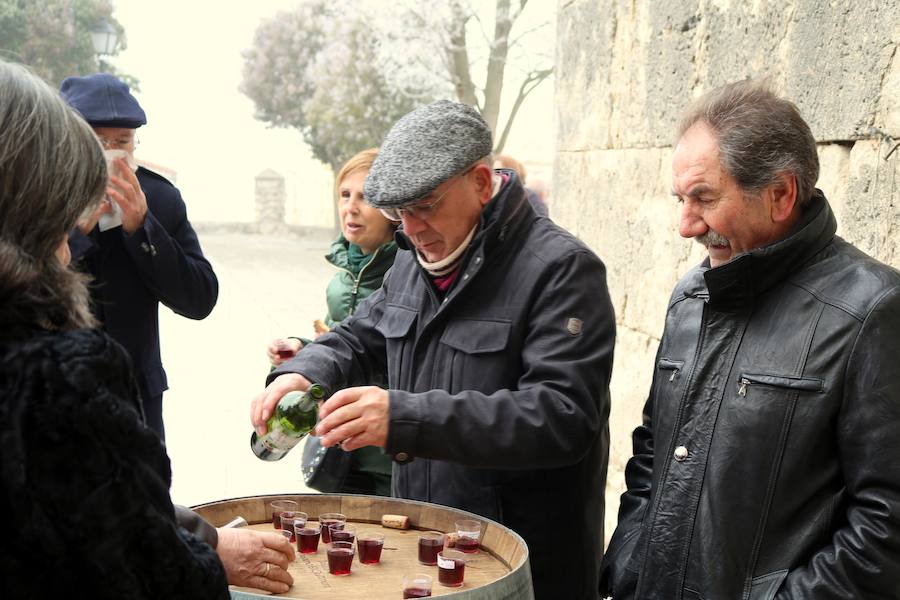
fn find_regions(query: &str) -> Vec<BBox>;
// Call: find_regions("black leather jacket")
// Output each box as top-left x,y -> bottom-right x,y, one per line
600,192 -> 900,600
277,172 -> 616,599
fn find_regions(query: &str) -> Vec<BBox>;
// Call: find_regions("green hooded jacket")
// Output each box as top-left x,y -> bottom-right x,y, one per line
323,235 -> 398,328
321,234 -> 397,482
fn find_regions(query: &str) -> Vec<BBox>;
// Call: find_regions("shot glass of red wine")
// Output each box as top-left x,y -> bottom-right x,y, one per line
402,573 -> 433,598
296,523 -> 321,554
327,541 -> 355,576
455,519 -> 482,553
282,511 -> 306,543
357,532 -> 384,564
269,500 -> 298,529
330,524 -> 356,545
275,339 -> 297,360
437,549 -> 466,587
417,531 -> 444,565
319,513 -> 346,544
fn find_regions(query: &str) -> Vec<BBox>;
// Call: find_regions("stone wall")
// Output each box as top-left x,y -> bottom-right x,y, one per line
554,0 -> 900,544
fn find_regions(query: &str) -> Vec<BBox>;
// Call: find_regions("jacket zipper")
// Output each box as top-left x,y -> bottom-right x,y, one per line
738,373 -> 824,397
340,246 -> 381,317
658,358 -> 685,382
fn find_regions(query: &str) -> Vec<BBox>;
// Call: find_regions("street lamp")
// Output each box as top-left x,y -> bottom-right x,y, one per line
90,18 -> 118,68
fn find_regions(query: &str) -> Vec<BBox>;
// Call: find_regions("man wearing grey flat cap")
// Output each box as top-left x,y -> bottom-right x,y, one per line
252,100 -> 615,599
61,73 -> 219,440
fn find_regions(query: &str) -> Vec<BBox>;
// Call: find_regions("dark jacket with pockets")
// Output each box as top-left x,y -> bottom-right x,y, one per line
69,166 -> 218,437
273,172 -> 616,600
600,192 -> 900,600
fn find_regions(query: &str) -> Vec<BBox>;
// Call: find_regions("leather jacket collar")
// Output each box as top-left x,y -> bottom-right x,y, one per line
698,190 -> 837,311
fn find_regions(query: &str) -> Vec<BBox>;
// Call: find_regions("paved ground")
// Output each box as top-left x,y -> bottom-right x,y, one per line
161,231 -> 337,507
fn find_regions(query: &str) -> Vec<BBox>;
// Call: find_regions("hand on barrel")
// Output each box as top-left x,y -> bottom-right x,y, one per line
315,386 -> 389,451
251,373 -> 312,436
216,527 -> 295,593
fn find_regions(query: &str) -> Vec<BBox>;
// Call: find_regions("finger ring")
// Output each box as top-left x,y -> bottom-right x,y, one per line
264,562 -> 271,576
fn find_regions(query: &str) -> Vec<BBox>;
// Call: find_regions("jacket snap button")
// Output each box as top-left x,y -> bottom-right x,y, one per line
395,452 -> 409,462
674,445 -> 689,461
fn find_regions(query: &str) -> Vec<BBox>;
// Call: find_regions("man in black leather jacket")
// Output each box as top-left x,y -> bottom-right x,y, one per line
600,80 -> 900,599
253,100 -> 616,599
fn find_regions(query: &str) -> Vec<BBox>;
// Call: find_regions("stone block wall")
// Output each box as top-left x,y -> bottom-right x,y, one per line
554,0 -> 900,544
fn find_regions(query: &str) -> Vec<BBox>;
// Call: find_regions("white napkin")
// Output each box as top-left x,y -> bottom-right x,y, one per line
99,149 -> 138,232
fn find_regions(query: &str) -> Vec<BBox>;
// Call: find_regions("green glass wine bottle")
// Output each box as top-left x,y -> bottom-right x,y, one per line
251,384 -> 326,461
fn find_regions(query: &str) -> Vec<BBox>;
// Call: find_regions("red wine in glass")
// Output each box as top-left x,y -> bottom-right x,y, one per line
437,555 -> 465,587
456,536 -> 479,553
271,511 -> 281,529
320,520 -> 343,544
357,538 -> 383,564
403,588 -> 432,598
418,536 -> 443,565
275,341 -> 296,360
331,529 -> 355,544
297,528 -> 320,553
327,544 -> 354,575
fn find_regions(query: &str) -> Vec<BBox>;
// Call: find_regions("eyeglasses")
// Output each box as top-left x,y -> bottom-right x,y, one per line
97,135 -> 139,150
379,166 -> 476,222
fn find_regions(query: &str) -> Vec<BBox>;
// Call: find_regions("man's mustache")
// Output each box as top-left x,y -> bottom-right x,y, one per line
696,229 -> 730,247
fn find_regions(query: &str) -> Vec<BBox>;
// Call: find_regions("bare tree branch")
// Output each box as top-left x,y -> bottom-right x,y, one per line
508,19 -> 551,49
463,0 -> 494,47
493,67 -> 552,153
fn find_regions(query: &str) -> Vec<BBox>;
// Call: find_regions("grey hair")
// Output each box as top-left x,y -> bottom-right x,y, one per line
0,60 -> 107,333
677,79 -> 819,206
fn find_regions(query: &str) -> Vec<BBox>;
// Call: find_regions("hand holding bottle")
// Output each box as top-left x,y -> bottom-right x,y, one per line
251,383 -> 326,461
251,373 -> 312,436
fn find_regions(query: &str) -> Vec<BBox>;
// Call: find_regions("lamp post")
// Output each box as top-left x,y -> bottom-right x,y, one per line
90,18 -> 118,71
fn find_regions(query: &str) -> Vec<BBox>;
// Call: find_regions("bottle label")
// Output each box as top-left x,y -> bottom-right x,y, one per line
262,426 -> 301,451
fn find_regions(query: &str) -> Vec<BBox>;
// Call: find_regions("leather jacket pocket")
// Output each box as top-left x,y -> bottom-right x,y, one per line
375,305 -> 417,386
737,372 -> 824,397
439,318 -> 511,393
658,358 -> 685,382
748,569 -> 788,600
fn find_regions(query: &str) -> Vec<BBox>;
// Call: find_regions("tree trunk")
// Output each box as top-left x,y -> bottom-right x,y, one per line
447,0 -> 477,107
482,0 -> 513,139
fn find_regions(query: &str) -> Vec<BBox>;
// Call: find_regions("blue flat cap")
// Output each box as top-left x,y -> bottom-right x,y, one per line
60,73 -> 146,128
365,100 -> 493,208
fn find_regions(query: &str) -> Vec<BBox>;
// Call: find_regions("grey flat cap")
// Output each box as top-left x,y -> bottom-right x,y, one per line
365,100 -> 493,208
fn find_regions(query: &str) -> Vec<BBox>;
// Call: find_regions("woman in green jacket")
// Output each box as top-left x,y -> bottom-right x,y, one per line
267,148 -> 396,496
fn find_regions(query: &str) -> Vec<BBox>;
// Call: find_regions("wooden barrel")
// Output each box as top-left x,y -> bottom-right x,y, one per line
193,494 -> 534,599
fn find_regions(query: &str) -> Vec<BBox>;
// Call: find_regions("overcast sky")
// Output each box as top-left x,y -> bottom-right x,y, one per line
110,0 -> 556,224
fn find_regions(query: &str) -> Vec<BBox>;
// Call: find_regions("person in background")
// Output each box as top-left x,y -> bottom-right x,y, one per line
60,73 -> 219,440
600,80 -> 900,599
266,148 -> 396,495
0,59 -> 229,600
252,100 -> 615,599
493,153 -> 549,217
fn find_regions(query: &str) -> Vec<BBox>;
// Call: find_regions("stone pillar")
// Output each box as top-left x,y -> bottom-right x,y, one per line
555,0 -> 900,545
255,169 -> 286,233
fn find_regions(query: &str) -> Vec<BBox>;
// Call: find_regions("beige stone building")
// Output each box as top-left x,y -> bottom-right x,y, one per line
554,0 -> 900,543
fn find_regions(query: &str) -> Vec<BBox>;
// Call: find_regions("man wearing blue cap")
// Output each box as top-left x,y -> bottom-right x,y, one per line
61,73 -> 219,440
252,100 -> 616,599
